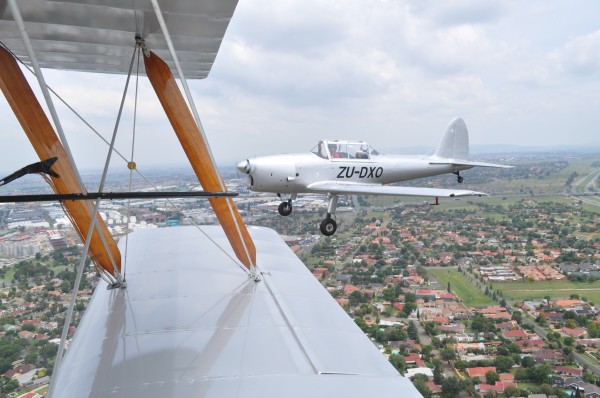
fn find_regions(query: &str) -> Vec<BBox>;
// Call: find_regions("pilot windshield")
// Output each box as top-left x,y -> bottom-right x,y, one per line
311,142 -> 328,159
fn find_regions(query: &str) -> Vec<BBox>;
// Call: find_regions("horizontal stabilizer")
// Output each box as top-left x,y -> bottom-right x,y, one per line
307,181 -> 487,197
429,160 -> 513,169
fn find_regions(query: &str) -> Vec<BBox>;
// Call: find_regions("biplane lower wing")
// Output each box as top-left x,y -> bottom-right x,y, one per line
52,226 -> 422,398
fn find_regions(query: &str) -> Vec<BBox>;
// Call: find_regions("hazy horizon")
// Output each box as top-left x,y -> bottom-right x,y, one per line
1,1 -> 600,172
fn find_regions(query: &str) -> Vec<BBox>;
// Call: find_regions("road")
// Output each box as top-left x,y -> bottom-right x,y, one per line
428,267 -> 600,378
505,301 -> 600,377
412,318 -> 455,378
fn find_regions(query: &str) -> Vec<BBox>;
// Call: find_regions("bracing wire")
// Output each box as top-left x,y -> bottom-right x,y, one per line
51,41 -> 139,398
123,47 -> 142,279
41,175 -> 116,286
0,40 -> 252,276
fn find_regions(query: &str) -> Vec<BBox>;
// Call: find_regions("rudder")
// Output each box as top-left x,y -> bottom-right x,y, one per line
433,117 -> 469,161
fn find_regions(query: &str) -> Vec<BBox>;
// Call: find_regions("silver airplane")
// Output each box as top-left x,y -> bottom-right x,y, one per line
237,117 -> 511,236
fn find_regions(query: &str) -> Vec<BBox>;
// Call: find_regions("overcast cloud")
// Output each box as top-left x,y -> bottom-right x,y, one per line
1,0 -> 599,176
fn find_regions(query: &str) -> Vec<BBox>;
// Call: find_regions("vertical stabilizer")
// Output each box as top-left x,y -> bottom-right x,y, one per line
433,117 -> 469,161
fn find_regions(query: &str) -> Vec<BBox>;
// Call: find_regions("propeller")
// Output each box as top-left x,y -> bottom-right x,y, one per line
235,159 -> 252,190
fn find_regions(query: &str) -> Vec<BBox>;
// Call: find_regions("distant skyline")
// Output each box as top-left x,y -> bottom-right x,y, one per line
1,0 -> 600,176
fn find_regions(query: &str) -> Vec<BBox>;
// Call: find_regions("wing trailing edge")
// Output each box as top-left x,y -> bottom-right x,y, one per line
307,181 -> 487,197
429,160 -> 513,168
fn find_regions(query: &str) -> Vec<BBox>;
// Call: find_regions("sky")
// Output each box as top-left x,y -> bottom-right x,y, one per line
1,0 -> 600,176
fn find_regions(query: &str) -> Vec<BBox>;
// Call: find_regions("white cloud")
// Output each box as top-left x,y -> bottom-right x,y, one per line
1,0 -> 600,176
549,30 -> 600,77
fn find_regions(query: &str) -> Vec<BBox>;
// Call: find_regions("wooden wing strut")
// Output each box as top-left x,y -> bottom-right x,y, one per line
0,46 -> 121,275
144,51 -> 256,271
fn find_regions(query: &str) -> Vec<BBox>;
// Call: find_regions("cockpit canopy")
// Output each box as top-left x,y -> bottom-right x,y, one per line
311,140 -> 380,160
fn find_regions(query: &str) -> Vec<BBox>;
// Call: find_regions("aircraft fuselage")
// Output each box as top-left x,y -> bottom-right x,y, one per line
243,153 -> 472,194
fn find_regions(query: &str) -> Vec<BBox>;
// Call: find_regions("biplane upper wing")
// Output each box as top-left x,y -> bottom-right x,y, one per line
0,0 -> 235,78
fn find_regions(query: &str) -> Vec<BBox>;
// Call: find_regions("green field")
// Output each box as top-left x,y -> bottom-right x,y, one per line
493,279 -> 600,303
427,268 -> 496,307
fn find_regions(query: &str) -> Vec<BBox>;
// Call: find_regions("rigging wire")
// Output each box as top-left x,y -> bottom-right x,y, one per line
41,175 -> 116,286
123,46 -> 142,279
52,42 -> 139,393
149,0 -> 257,276
0,41 -> 252,275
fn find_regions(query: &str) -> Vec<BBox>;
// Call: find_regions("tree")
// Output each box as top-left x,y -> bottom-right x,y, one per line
441,347 -> 456,363
485,370 -> 499,385
565,319 -> 577,329
25,352 -> 38,364
529,364 -> 552,383
407,321 -> 419,341
471,315 -> 496,333
404,292 -> 417,303
494,355 -> 514,373
540,383 -> 555,396
382,287 -> 397,302
433,363 -> 444,385
411,374 -> 432,398
0,359 -> 12,374
21,323 -> 36,332
441,376 -> 461,398
504,385 -> 521,397
582,369 -> 596,384
514,367 -> 529,381
349,290 -> 365,306
385,326 -> 407,342
389,354 -> 406,373
423,322 -> 436,336
3,378 -> 18,393
402,302 -> 417,317
563,336 -> 575,346
521,356 -> 536,368
421,345 -> 434,360
512,310 -> 522,323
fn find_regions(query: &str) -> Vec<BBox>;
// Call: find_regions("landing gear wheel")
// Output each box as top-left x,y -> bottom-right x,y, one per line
278,201 -> 292,216
457,176 -> 464,184
320,218 -> 337,236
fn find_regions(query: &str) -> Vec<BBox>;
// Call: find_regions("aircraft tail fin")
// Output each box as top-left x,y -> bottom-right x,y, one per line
433,117 -> 469,161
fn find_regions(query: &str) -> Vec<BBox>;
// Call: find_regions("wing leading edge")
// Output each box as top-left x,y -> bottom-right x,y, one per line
307,181 -> 487,197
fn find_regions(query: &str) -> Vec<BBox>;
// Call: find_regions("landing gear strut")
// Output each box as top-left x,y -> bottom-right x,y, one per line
454,171 -> 464,184
277,193 -> 296,216
320,194 -> 338,236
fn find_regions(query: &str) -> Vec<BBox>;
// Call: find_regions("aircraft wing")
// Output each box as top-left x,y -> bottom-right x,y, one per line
0,0 -> 236,78
51,226 -> 422,398
307,181 -> 487,197
429,160 -> 513,168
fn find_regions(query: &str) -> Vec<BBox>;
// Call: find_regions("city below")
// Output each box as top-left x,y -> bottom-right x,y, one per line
0,151 -> 598,398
